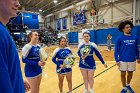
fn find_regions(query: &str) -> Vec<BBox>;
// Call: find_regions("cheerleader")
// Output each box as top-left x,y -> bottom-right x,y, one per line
52,37 -> 72,93
77,31 -> 108,93
22,31 -> 45,93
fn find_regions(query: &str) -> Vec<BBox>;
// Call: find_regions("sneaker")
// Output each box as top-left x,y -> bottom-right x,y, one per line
120,89 -> 127,93
84,89 -> 88,93
126,85 -> 135,93
90,89 -> 94,93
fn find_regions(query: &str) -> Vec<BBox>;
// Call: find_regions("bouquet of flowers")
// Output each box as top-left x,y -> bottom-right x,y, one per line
57,54 -> 75,72
80,45 -> 90,66
39,47 -> 48,77
39,48 -> 48,62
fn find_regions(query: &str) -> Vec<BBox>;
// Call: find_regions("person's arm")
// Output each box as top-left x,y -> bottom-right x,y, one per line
67,47 -> 73,55
114,38 -> 121,63
136,38 -> 140,60
107,36 -> 109,39
91,43 -> 108,68
110,35 -> 112,39
52,48 -> 61,67
0,51 -> 14,93
22,57 -> 39,66
93,48 -> 105,64
24,80 -> 30,92
91,43 -> 105,64
22,44 -> 38,66
77,48 -> 81,57
77,43 -> 83,57
91,43 -> 107,68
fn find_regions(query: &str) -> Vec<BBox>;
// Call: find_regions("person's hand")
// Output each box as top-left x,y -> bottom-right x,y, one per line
24,80 -> 30,92
116,62 -> 120,67
137,60 -> 140,64
104,64 -> 108,68
81,55 -> 86,60
38,61 -> 46,66
60,64 -> 65,69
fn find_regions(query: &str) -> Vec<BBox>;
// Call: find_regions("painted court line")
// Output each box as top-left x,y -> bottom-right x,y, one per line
67,64 -> 117,93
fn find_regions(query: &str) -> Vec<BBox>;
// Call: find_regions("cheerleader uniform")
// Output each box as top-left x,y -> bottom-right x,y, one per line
52,47 -> 72,74
22,44 -> 42,78
78,42 -> 105,70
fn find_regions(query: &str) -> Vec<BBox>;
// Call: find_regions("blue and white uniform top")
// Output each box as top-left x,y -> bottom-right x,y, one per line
22,44 -> 42,78
52,47 -> 72,74
114,34 -> 140,62
78,42 -> 105,70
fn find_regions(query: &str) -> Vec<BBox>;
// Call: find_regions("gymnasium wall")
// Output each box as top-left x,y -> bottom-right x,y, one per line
137,26 -> 140,44
136,0 -> 140,23
38,15 -> 44,23
90,25 -> 140,45
68,26 -> 140,45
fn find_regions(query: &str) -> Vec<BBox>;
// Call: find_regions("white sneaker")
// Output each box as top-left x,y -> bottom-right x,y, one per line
84,89 -> 88,93
90,89 -> 94,93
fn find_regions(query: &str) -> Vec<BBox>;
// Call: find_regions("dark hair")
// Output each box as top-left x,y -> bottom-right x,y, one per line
118,20 -> 133,32
83,31 -> 90,36
58,36 -> 67,46
26,31 -> 36,43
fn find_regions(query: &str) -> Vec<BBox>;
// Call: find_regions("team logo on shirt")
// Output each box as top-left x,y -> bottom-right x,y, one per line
123,40 -> 135,45
60,50 -> 70,58
34,47 -> 40,56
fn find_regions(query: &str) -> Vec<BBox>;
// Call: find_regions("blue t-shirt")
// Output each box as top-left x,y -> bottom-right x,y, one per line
114,34 -> 140,62
0,22 -> 25,93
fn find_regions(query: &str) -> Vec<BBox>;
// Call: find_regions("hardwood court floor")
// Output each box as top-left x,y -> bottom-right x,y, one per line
19,46 -> 140,93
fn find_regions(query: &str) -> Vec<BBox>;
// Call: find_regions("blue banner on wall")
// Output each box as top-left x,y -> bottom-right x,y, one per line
73,10 -> 86,25
23,12 -> 39,29
57,19 -> 61,30
68,32 -> 78,44
62,18 -> 67,30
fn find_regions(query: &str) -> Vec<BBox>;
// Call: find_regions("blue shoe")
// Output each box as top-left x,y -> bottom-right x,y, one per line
120,89 -> 127,93
126,85 -> 135,93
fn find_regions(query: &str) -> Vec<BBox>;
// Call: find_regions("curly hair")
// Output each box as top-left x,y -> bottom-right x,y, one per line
118,20 -> 133,32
